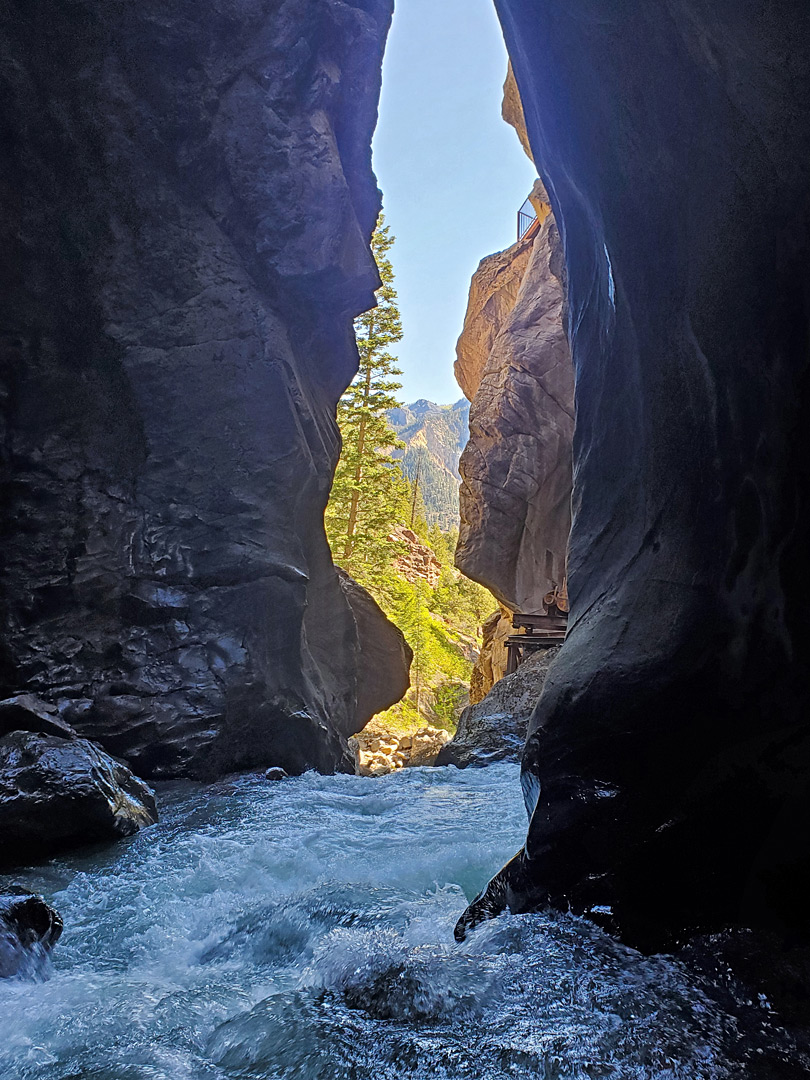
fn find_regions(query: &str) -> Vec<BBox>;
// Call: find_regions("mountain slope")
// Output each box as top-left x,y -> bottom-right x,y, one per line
388,399 -> 469,530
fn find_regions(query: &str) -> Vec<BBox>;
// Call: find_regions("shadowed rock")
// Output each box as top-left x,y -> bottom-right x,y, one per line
0,0 -> 399,780
0,695 -> 77,740
0,888 -> 63,978
337,570 -> 413,729
0,731 -> 158,867
463,0 -> 810,949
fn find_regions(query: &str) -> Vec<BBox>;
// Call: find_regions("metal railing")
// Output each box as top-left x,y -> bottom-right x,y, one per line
517,197 -> 537,241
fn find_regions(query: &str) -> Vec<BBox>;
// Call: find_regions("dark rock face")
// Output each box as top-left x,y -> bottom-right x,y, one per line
0,731 -> 158,868
0,694 -> 77,740
475,0 -> 810,946
0,0 -> 397,778
337,571 -> 412,729
437,647 -> 558,769
0,888 -> 63,978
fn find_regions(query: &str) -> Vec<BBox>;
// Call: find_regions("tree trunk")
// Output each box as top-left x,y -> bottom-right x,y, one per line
343,341 -> 373,559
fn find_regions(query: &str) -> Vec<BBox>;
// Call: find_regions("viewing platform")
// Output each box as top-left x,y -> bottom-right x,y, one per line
505,582 -> 569,674
517,197 -> 539,242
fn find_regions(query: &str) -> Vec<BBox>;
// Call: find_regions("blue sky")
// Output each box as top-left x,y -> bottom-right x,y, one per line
372,0 -> 537,405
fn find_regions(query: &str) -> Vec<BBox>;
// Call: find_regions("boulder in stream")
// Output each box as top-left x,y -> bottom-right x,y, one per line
0,887 -> 63,978
0,731 -> 158,868
437,648 -> 559,768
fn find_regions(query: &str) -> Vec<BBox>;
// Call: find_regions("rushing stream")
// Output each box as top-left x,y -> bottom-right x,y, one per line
0,763 -> 794,1079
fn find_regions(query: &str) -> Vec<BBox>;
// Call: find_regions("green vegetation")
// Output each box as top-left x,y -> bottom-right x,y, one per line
325,218 -> 493,733
388,400 -> 470,531
325,219 -> 411,581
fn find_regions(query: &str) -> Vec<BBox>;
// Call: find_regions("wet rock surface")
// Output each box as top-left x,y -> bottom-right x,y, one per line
0,695 -> 77,740
0,731 -> 158,868
437,647 -> 558,769
0,887 -> 63,979
0,0 -> 397,780
483,0 -> 810,947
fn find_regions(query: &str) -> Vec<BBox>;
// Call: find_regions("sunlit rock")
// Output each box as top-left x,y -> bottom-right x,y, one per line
456,213 -> 574,616
437,647 -> 559,769
469,607 -> 514,704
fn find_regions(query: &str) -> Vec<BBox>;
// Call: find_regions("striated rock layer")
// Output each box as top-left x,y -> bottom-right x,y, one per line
463,0 -> 810,948
0,0 -> 404,779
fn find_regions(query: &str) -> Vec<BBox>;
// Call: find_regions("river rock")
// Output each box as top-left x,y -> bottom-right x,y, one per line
353,722 -> 450,775
437,647 -> 559,769
0,0 -> 399,780
0,888 -> 63,978
0,732 -> 158,867
0,695 -> 77,740
465,0 -> 810,948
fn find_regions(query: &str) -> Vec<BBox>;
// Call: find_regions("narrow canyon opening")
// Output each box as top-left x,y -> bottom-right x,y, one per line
2,1 -> 810,1075
326,0 -> 575,782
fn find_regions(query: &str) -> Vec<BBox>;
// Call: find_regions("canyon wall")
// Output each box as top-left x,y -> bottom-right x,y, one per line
461,0 -> 810,947
455,70 -> 574,702
0,0 -> 406,780
456,210 -> 574,616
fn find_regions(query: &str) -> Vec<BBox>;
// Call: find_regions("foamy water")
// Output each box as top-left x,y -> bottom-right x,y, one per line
0,764 -> 773,1078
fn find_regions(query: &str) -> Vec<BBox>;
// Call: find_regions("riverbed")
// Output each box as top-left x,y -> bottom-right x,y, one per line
0,764 -> 789,1078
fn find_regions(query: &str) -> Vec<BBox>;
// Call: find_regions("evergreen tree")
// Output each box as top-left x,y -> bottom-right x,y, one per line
398,578 -> 432,717
326,218 -> 410,584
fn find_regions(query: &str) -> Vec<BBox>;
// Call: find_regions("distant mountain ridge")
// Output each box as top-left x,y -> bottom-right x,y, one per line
388,399 -> 470,531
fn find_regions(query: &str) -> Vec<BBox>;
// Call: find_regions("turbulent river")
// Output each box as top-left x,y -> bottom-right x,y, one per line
0,763 -> 788,1079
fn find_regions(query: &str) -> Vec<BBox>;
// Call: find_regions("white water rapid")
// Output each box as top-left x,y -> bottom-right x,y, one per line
0,764 -> 779,1078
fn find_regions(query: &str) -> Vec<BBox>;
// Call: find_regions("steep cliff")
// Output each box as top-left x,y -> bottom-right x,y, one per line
456,212 -> 574,615
455,61 -> 573,624
0,0 -> 404,780
460,0 -> 810,948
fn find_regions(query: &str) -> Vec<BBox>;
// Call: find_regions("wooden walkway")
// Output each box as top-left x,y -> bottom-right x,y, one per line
505,584 -> 569,675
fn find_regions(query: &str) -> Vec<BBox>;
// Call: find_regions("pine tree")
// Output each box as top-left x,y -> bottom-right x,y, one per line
398,578 -> 432,717
326,218 -> 410,585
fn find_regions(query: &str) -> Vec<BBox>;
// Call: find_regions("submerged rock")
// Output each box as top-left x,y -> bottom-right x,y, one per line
0,731 -> 157,868
437,648 -> 559,769
0,887 -> 63,979
264,767 -> 289,782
